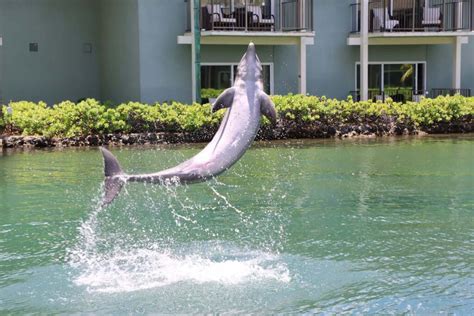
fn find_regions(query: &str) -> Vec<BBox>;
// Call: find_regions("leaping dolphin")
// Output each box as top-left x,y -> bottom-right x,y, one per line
100,43 -> 277,206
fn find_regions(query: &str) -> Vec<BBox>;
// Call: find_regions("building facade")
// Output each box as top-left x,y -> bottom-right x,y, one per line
0,0 -> 472,105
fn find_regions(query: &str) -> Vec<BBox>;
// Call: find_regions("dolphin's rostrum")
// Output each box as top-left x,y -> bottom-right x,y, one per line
100,43 -> 277,206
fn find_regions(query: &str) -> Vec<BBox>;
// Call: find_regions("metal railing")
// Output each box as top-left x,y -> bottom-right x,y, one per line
350,88 -> 471,102
350,88 -> 426,102
431,88 -> 471,97
186,0 -> 313,32
351,0 -> 473,33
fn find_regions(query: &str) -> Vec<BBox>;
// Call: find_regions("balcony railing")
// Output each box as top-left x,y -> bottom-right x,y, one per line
349,88 -> 471,102
186,0 -> 313,33
351,0 -> 473,33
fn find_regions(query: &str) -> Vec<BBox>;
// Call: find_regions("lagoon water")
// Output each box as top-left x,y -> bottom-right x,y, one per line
0,136 -> 473,314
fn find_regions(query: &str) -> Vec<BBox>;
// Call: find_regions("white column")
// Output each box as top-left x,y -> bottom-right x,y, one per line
191,0 -> 196,103
452,36 -> 462,89
298,38 -> 307,95
360,0 -> 369,101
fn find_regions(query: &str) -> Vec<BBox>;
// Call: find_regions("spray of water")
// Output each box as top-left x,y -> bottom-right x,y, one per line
68,175 -> 291,294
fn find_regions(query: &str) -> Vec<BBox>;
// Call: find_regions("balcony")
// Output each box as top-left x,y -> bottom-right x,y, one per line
350,0 -> 473,34
185,0 -> 313,34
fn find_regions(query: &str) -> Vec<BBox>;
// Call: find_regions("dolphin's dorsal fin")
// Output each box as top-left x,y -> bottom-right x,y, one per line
212,87 -> 235,112
259,91 -> 277,125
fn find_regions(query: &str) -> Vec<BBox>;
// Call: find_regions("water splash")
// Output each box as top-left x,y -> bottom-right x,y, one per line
68,179 -> 291,294
71,245 -> 290,293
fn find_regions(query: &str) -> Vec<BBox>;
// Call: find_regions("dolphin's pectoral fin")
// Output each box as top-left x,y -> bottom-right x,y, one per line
259,92 -> 278,125
212,87 -> 235,113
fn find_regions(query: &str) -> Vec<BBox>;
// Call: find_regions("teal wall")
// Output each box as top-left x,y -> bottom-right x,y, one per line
201,45 -> 274,63
463,41 -> 474,92
0,0 -> 472,104
273,46 -> 298,95
0,0 -> 100,104
427,40 -> 474,92
99,0 -> 140,104
137,0 -> 192,104
308,0 -> 358,99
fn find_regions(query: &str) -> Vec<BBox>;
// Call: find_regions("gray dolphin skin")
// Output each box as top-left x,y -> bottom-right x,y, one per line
100,43 -> 277,206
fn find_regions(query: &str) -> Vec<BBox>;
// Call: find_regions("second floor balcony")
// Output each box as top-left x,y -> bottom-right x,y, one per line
186,0 -> 314,34
351,0 -> 474,34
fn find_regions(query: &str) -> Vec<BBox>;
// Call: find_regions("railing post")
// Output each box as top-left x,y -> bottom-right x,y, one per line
245,0 -> 248,31
280,0 -> 283,31
443,0 -> 446,31
383,0 -> 386,31
412,0 -> 416,32
471,0 -> 473,31
471,0 -> 473,30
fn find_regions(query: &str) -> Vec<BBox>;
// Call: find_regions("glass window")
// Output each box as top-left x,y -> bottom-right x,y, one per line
201,64 -> 272,95
417,63 -> 425,92
357,62 -> 425,92
384,64 -> 415,89
201,66 -> 232,90
356,64 -> 382,91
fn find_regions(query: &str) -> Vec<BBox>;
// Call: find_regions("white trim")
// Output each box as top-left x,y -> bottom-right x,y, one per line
201,62 -> 274,95
347,34 -> 473,46
354,61 -> 427,93
453,37 -> 462,89
298,38 -> 307,94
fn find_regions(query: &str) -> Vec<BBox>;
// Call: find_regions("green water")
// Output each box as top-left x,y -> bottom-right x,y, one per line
0,136 -> 473,314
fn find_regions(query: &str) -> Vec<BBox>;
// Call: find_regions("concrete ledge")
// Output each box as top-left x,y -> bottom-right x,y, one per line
179,32 -> 315,45
347,34 -> 470,45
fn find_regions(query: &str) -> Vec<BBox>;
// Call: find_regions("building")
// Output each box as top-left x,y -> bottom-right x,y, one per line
0,0 -> 472,105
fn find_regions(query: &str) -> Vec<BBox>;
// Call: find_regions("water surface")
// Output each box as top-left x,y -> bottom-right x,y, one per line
0,136 -> 473,314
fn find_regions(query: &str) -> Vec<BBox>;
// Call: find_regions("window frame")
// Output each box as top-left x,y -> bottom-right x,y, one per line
355,61 -> 427,93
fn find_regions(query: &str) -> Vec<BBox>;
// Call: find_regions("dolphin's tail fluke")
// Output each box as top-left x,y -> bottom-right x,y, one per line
100,147 -> 125,207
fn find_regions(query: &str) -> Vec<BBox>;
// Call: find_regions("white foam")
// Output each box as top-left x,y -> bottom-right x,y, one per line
72,247 -> 290,293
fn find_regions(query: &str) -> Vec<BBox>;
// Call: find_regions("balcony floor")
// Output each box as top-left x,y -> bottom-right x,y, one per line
347,31 -> 473,45
178,31 -> 315,45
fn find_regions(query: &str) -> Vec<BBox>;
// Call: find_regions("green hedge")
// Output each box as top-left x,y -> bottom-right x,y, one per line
1,94 -> 473,137
201,88 -> 225,99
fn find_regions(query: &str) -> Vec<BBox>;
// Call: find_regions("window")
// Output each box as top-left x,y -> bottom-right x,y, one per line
356,62 -> 426,93
201,63 -> 273,94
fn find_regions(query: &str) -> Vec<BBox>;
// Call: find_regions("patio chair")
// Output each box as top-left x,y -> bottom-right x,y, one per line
248,5 -> 275,31
206,4 -> 236,30
372,7 -> 399,31
422,7 -> 442,30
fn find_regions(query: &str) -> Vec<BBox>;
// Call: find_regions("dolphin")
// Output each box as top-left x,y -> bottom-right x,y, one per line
100,42 -> 277,206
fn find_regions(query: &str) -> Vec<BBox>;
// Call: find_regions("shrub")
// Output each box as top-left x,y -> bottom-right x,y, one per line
201,88 -> 224,100
1,95 -> 472,137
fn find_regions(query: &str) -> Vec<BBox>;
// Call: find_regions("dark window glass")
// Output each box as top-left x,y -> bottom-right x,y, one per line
417,63 -> 425,92
356,64 -> 382,91
201,66 -> 232,90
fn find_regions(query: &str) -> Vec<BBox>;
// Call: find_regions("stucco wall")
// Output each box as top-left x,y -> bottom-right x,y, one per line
0,0 -> 100,105
0,0 -> 472,104
462,40 -> 474,92
137,0 -> 192,104
99,0 -> 140,104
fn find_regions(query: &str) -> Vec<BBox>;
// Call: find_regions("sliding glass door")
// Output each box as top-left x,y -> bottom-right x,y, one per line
356,62 -> 426,101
